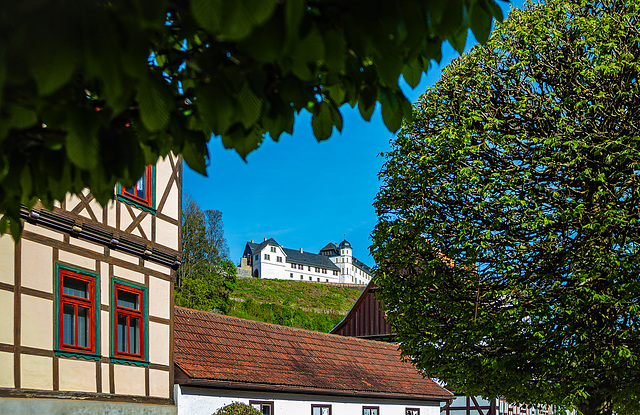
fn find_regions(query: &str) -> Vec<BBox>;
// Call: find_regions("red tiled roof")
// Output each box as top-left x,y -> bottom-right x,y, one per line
174,307 -> 452,401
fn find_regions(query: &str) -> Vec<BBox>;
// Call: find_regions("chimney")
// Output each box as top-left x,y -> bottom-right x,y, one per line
251,240 -> 254,243
264,238 -> 267,242
300,248 -> 303,253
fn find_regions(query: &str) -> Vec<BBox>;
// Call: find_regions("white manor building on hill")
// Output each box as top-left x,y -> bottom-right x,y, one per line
240,238 -> 374,285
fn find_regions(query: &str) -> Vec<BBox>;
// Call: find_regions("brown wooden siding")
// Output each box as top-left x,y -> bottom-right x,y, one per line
330,281 -> 392,339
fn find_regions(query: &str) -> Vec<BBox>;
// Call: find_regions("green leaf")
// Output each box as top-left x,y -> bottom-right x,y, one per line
323,30 -> 347,72
311,101 -> 342,141
65,109 -> 100,170
238,82 -> 263,129
285,0 -> 305,38
196,82 -> 236,135
191,0 -> 223,34
182,131 -> 209,176
402,60 -> 424,89
221,125 -> 264,160
6,104 -> 38,129
137,75 -> 174,132
469,3 -> 492,43
380,89 -> 410,132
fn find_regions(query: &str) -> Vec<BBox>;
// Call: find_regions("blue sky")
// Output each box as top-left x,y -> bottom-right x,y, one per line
184,1 -> 525,267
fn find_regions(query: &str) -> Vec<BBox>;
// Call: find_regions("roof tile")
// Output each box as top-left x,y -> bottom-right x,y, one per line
174,307 -> 451,401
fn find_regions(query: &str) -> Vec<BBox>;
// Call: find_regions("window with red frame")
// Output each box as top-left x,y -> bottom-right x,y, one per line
121,165 -> 152,207
114,284 -> 145,360
59,270 -> 95,354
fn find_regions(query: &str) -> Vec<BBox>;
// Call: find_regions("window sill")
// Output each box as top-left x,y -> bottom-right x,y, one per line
110,356 -> 149,367
117,194 -> 156,214
55,350 -> 101,361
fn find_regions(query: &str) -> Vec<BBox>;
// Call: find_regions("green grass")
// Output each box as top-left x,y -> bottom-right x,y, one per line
227,278 -> 363,332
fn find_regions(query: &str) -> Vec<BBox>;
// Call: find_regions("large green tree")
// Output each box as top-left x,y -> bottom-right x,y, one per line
372,1 -> 640,414
175,194 -> 236,313
0,0 -> 502,237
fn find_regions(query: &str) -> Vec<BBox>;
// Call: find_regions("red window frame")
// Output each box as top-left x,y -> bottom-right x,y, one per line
121,165 -> 152,207
58,269 -> 96,354
114,283 -> 145,360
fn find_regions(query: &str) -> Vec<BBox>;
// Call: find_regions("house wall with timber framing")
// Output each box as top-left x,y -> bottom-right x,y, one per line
0,153 -> 182,414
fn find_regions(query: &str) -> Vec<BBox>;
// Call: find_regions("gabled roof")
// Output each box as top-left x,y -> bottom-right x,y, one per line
174,307 -> 452,402
247,238 -> 280,254
330,279 -> 392,340
320,242 -> 337,252
283,248 -> 340,270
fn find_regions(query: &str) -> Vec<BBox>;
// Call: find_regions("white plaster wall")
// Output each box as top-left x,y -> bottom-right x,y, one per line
0,234 -> 14,285
253,247 -> 341,283
176,385 -> 443,415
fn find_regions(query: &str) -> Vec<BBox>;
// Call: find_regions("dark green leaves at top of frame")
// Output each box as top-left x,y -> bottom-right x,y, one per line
0,0 -> 504,239
191,0 -> 278,41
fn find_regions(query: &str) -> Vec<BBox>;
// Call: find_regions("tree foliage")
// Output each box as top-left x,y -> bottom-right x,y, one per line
175,194 -> 236,313
372,1 -> 640,414
0,0 -> 503,238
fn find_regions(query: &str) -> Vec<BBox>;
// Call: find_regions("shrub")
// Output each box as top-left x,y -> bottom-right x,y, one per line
213,402 -> 262,415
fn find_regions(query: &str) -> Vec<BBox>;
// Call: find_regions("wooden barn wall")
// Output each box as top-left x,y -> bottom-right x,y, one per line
332,288 -> 392,338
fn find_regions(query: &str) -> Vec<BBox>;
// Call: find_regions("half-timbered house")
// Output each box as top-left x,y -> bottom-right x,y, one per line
0,153 -> 181,414
331,280 -> 555,415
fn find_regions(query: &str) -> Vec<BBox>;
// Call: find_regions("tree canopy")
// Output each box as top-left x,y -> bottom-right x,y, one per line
175,194 -> 236,313
372,1 -> 640,414
0,0 -> 503,237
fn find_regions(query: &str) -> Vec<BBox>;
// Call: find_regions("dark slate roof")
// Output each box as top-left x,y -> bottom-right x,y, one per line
243,241 -> 260,256
245,238 -> 280,255
353,257 -> 373,274
174,307 -> 453,401
284,248 -> 340,271
320,242 -> 338,252
339,239 -> 352,249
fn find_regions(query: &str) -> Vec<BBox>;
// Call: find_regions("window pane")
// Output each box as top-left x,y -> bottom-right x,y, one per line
262,405 -> 271,415
78,306 -> 89,348
372,410 -> 378,415
322,408 -> 329,415
63,277 -> 88,298
126,175 -> 146,199
63,303 -> 75,345
130,317 -> 140,354
118,290 -> 139,310
313,408 -> 321,415
117,314 -> 128,352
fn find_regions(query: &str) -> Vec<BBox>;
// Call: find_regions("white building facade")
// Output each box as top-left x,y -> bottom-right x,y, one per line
241,238 -> 373,285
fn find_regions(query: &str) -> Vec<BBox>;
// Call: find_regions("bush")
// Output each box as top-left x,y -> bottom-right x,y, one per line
213,402 -> 262,415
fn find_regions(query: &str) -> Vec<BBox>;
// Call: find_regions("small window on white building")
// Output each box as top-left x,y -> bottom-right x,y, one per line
290,273 -> 293,278
277,256 -> 282,263
406,409 -> 420,415
309,276 -> 312,281
363,407 -> 379,415
264,254 -> 270,260
270,247 -> 276,253
250,401 -> 274,415
312,405 -> 331,415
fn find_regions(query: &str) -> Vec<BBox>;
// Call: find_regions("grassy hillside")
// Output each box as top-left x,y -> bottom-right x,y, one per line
227,278 -> 363,332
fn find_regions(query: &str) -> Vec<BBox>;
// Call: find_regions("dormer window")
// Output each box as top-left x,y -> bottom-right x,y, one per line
118,165 -> 155,213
